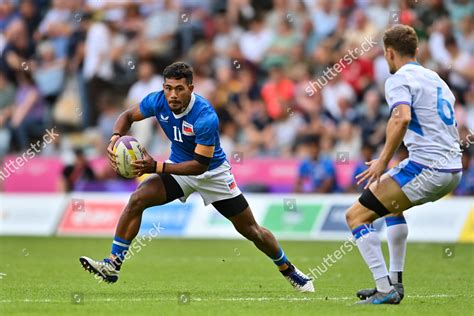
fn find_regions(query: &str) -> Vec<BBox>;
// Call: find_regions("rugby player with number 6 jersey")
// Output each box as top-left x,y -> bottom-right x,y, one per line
79,62 -> 314,292
346,25 -> 463,305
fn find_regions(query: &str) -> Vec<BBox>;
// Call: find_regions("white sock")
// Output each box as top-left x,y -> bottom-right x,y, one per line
375,276 -> 392,293
386,216 -> 408,284
352,224 -> 392,292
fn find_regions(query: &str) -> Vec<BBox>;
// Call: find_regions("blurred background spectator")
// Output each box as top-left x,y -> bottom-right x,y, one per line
61,147 -> 95,192
295,135 -> 336,193
0,0 -> 472,195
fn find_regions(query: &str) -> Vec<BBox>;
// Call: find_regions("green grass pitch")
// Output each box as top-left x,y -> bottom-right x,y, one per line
0,237 -> 473,315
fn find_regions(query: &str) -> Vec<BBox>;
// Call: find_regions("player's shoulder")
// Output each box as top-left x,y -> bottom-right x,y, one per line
192,94 -> 219,124
385,69 -> 409,89
385,65 -> 427,96
139,90 -> 167,117
141,90 -> 166,106
193,93 -> 216,112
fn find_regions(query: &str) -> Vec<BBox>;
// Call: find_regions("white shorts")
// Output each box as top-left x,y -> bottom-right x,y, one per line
168,161 -> 242,205
388,159 -> 462,205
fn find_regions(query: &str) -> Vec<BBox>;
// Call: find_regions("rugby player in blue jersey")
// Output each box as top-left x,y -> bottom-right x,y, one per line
80,62 -> 314,292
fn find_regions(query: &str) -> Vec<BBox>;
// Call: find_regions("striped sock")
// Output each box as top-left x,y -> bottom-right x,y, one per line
111,236 -> 131,267
271,247 -> 288,267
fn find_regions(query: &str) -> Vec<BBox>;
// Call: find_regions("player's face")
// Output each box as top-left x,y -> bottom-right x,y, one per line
384,48 -> 397,74
163,78 -> 194,114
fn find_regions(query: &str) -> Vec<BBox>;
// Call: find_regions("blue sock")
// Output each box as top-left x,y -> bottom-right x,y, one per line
385,215 -> 407,227
111,236 -> 131,265
271,247 -> 289,267
351,223 -> 375,239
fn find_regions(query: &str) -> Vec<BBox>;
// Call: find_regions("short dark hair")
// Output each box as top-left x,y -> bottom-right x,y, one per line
163,62 -> 193,85
383,24 -> 418,57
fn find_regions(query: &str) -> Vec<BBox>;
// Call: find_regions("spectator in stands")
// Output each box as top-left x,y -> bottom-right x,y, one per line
457,14 -> 474,54
365,0 -> 392,33
295,135 -> 336,193
82,15 -> 113,127
344,9 -> 377,46
61,147 -> 95,192
454,149 -> 474,195
355,89 -> 388,147
9,71 -> 45,151
96,93 -> 121,148
33,40 -> 66,106
212,10 -> 242,69
0,71 -> 14,155
418,0 -> 450,31
18,0 -> 41,38
340,41 -> 375,98
0,19 -> 36,84
463,87 -> 474,132
141,0 -> 179,62
458,125 -> 474,155
332,120 -> 361,162
429,17 -> 453,68
37,0 -> 73,59
120,3 -> 143,39
126,59 -> 164,149
0,0 -> 18,33
262,18 -> 300,70
239,15 -> 273,65
445,35 -> 474,98
309,0 -> 338,41
261,63 -> 295,120
321,74 -> 356,122
348,142 -> 376,193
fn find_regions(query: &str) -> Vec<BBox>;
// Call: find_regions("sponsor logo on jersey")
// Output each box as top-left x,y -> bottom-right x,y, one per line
159,114 -> 169,122
182,121 -> 194,136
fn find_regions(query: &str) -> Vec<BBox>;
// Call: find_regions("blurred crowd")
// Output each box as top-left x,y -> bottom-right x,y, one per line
0,0 -> 473,194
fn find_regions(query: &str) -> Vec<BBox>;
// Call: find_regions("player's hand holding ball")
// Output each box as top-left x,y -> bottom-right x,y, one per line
130,146 -> 159,177
107,133 -> 121,171
109,134 -> 164,178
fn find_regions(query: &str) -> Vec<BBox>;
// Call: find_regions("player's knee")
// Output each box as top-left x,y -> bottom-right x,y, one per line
127,190 -> 148,214
345,207 -> 358,229
345,204 -> 372,230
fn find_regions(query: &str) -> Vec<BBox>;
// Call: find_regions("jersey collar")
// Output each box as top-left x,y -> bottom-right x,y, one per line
172,92 -> 195,119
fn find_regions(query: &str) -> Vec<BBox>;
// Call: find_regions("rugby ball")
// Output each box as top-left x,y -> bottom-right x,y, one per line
113,136 -> 145,178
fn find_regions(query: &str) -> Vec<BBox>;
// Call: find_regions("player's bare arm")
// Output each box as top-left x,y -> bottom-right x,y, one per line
131,144 -> 215,177
356,104 -> 411,189
107,104 -> 145,170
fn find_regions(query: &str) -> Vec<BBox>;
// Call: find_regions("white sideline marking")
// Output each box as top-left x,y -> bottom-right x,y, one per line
0,294 -> 466,304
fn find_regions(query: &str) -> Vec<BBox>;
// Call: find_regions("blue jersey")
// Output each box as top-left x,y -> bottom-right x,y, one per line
298,157 -> 337,192
352,160 -> 368,190
139,91 -> 227,170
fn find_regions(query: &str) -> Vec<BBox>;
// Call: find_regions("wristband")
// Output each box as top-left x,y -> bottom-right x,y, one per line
155,161 -> 165,173
111,132 -> 122,138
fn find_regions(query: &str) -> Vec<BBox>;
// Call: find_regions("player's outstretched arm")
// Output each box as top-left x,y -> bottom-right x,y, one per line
356,104 -> 411,188
131,144 -> 215,177
107,104 -> 146,170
